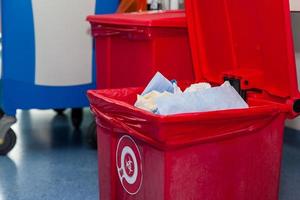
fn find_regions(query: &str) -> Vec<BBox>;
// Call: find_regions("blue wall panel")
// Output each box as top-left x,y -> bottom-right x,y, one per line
1,0 -> 118,115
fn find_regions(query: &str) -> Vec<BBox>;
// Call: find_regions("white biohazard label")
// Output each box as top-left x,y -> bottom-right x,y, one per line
116,135 -> 142,195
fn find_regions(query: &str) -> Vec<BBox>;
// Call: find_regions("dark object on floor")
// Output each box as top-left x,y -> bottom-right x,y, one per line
87,121 -> 97,149
71,108 -> 83,129
0,128 -> 17,155
54,109 -> 66,115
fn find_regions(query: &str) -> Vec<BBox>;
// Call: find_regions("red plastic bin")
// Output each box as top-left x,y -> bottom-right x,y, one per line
87,10 -> 194,89
88,0 -> 300,199
89,88 -> 290,200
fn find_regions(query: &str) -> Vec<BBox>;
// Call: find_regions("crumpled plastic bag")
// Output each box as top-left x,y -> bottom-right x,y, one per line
184,82 -> 211,93
134,90 -> 172,113
141,72 -> 174,95
173,82 -> 183,94
135,72 -> 249,115
155,81 -> 249,115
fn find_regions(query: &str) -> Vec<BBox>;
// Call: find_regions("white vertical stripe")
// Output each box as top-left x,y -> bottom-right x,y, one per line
162,0 -> 170,10
285,53 -> 300,129
170,0 -> 179,10
32,0 -> 95,86
296,53 -> 300,88
291,0 -> 300,11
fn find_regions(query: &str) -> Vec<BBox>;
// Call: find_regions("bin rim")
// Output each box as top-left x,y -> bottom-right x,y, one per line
87,10 -> 187,28
89,88 -> 286,150
88,88 -> 288,123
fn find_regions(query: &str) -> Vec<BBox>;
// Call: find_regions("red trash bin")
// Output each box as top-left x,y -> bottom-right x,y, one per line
88,0 -> 300,199
87,10 -> 194,89
89,88 -> 289,200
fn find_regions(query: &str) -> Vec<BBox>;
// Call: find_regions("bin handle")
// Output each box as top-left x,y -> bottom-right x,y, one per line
100,26 -> 140,33
91,105 -> 280,150
92,25 -> 148,38
92,29 -> 121,37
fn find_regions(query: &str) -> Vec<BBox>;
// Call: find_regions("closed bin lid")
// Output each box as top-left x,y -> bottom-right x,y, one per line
87,10 -> 187,28
185,0 -> 300,106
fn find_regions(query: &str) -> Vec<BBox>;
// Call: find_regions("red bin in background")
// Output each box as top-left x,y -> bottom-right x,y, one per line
87,10 -> 194,89
88,0 -> 300,199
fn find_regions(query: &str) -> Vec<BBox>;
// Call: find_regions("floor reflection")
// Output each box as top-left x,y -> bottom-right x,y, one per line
0,109 -> 98,200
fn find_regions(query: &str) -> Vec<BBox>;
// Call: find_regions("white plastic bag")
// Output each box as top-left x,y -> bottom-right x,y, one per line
155,81 -> 249,115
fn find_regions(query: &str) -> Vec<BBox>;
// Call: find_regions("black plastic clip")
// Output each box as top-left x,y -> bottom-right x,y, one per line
293,99 -> 300,113
224,77 -> 246,100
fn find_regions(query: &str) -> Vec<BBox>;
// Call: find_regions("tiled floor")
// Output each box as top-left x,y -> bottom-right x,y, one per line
0,109 -> 98,200
280,128 -> 300,200
0,109 -> 300,200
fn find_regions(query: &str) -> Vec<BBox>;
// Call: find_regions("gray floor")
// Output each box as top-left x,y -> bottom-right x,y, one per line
0,109 -> 299,200
0,109 -> 98,200
280,128 -> 300,200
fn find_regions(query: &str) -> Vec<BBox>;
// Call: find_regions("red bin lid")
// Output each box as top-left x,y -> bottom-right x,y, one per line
87,10 -> 187,28
185,0 -> 299,102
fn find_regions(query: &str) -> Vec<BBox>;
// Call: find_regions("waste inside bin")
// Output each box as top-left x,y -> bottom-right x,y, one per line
87,10 -> 194,89
88,0 -> 300,199
134,72 -> 249,115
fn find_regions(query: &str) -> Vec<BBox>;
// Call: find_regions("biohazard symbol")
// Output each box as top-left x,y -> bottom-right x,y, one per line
116,135 -> 142,195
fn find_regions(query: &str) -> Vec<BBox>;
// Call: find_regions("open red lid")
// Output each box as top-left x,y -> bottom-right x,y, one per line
185,0 -> 299,102
87,10 -> 187,28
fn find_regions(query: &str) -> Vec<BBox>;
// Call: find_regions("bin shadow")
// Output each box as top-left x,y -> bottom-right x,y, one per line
0,156 -> 19,199
283,128 -> 300,148
50,114 -> 83,148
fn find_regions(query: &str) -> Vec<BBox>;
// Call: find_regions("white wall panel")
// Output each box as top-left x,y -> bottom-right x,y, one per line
32,0 -> 95,86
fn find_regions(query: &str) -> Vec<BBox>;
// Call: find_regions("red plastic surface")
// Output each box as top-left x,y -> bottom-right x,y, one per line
87,10 -> 187,28
88,88 -> 288,199
89,11 -> 194,89
88,1 -> 300,198
88,88 -> 288,148
185,0 -> 299,102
